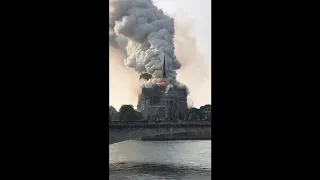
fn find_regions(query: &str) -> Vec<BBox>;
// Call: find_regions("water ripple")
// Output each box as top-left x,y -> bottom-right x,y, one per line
109,140 -> 211,180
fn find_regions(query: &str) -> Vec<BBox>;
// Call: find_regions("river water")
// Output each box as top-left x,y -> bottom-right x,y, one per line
109,140 -> 211,180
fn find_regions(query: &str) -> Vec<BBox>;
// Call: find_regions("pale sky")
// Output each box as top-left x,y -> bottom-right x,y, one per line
153,0 -> 211,67
109,0 -> 211,110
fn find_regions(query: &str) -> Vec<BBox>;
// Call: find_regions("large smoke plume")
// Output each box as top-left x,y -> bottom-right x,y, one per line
109,0 -> 211,109
109,0 -> 182,84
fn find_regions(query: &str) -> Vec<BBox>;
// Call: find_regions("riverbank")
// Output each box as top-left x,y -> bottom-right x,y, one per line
141,137 -> 211,140
140,132 -> 211,141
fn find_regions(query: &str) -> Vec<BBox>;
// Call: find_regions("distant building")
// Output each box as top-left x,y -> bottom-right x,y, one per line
200,105 -> 211,120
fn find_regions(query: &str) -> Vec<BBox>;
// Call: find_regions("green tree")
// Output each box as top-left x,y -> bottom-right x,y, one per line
119,104 -> 135,121
122,108 -> 143,121
188,113 -> 199,121
135,111 -> 143,120
186,108 -> 201,120
200,104 -> 211,120
109,106 -> 118,121
118,104 -> 144,121
123,110 -> 135,121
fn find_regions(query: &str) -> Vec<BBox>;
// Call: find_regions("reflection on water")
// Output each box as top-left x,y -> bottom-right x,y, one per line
109,140 -> 211,180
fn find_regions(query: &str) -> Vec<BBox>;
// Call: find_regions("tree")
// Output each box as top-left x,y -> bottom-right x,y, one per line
200,104 -> 211,120
119,104 -> 135,121
188,113 -> 199,121
120,105 -> 143,121
186,108 -> 201,120
123,110 -> 136,121
109,106 -> 118,121
135,111 -> 143,120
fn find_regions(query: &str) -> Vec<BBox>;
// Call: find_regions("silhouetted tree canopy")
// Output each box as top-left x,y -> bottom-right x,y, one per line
186,108 -> 201,120
109,106 -> 118,121
188,113 -> 199,121
123,110 -> 136,121
135,111 -> 143,120
114,104 -> 209,121
119,105 -> 134,121
200,104 -> 211,109
199,104 -> 211,120
119,104 -> 142,121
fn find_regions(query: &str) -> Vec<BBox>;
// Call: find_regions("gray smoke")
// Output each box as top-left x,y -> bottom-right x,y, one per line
109,0 -> 182,83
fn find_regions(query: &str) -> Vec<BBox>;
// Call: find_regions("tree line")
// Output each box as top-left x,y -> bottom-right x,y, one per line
109,105 -> 142,121
109,104 -> 211,121
186,104 -> 211,121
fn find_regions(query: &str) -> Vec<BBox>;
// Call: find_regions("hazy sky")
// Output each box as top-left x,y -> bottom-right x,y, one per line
109,0 -> 211,110
153,0 -> 211,66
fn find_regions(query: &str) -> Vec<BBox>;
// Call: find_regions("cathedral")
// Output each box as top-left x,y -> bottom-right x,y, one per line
137,53 -> 188,121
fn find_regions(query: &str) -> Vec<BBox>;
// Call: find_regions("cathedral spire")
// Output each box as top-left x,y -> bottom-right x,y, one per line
162,50 -> 167,79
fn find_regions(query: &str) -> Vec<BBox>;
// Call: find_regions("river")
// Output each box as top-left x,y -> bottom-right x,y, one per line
109,140 -> 211,180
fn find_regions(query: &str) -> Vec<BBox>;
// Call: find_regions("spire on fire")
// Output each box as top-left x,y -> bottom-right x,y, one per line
162,50 -> 167,79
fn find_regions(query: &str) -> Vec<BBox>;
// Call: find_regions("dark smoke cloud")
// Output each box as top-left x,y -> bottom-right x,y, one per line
109,0 -> 182,83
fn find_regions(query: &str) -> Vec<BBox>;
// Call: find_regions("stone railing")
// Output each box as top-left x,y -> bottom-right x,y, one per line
109,120 -> 211,127
109,123 -> 211,129
109,120 -> 210,124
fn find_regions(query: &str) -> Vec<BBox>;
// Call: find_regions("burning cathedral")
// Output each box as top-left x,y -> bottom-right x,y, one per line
109,0 -> 191,121
137,54 -> 188,121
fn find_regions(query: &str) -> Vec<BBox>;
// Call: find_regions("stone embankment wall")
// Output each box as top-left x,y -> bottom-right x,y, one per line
140,131 -> 211,140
